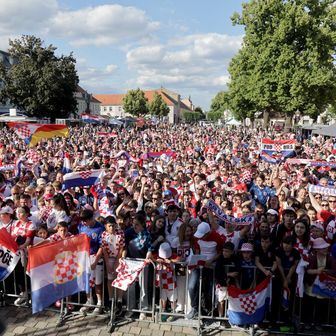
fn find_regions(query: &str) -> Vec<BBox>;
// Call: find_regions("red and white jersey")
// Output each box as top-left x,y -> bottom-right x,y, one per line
101,229 -> 125,258
223,230 -> 241,251
10,220 -> 35,239
49,232 -> 73,242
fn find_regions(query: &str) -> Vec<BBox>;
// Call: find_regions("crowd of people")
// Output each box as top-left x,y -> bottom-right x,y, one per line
0,123 -> 336,330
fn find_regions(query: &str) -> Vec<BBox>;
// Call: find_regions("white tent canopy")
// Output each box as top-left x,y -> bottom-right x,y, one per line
226,118 -> 242,126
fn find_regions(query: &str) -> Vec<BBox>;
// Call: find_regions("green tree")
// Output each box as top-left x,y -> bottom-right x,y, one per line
207,111 -> 223,122
228,0 -> 336,126
148,92 -> 170,117
194,106 -> 206,119
0,35 -> 78,121
210,91 -> 230,114
123,88 -> 149,117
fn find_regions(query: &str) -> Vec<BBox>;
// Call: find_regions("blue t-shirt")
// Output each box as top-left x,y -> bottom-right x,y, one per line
78,221 -> 105,255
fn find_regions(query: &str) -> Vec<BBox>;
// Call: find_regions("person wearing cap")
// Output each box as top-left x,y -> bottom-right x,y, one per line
101,216 -> 125,317
266,209 -> 279,231
0,205 -> 15,231
303,238 -> 336,328
186,221 -> 225,320
238,243 -> 255,290
156,242 -> 178,322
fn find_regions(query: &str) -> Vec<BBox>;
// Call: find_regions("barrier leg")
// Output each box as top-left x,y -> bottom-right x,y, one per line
56,298 -> 65,327
197,267 -> 203,336
107,296 -> 115,333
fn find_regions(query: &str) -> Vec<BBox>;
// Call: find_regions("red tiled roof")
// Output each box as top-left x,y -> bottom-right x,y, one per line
94,89 -> 175,106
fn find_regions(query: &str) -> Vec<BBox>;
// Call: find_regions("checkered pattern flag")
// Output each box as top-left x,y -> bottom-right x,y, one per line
228,276 -> 271,325
112,259 -> 148,291
26,149 -> 42,163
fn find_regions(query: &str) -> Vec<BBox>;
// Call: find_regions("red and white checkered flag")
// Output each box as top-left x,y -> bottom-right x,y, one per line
26,149 -> 42,163
112,259 -> 147,291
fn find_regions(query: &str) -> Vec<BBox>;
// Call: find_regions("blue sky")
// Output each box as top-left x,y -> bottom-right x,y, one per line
0,0 -> 246,110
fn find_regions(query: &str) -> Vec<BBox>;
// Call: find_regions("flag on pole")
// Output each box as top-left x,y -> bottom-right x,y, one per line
0,228 -> 20,281
228,277 -> 271,325
27,234 -> 90,313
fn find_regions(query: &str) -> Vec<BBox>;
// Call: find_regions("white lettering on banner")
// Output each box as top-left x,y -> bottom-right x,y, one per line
308,184 -> 336,197
205,199 -> 254,226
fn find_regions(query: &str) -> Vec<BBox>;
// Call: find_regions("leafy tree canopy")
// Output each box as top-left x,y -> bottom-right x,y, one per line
123,88 -> 149,117
148,92 -> 170,117
0,35 -> 79,120
228,0 -> 336,121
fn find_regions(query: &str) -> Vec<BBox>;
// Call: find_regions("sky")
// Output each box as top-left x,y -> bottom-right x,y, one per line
0,0 -> 246,110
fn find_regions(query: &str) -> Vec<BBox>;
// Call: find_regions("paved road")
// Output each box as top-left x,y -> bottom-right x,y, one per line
0,305 -> 250,336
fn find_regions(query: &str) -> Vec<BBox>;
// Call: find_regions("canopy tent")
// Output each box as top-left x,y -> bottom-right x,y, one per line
226,118 -> 242,126
312,124 -> 336,137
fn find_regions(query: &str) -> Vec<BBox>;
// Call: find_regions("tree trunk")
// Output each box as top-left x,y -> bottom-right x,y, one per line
284,115 -> 292,132
263,110 -> 270,129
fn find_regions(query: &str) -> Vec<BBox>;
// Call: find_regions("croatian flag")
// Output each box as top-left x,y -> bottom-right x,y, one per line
81,114 -> 100,124
62,153 -> 72,174
27,234 -> 90,314
228,277 -> 271,325
312,273 -> 336,299
0,228 -> 20,281
260,138 -> 296,164
63,170 -> 103,189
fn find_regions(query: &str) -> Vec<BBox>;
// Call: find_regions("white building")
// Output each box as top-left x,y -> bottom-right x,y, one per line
94,87 -> 193,124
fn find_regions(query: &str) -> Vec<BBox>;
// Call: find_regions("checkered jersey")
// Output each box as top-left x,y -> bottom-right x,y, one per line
49,232 -> 73,242
10,220 -> 35,239
155,262 -> 176,290
101,230 -> 125,258
39,206 -> 53,224
294,239 -> 311,262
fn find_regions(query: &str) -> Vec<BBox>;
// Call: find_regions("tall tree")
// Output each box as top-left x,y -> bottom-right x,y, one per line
228,0 -> 336,125
148,92 -> 170,117
210,91 -> 230,117
123,88 -> 149,117
0,35 -> 78,121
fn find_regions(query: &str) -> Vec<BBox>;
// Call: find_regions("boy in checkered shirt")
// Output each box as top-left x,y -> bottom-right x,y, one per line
101,216 -> 125,315
156,242 -> 178,322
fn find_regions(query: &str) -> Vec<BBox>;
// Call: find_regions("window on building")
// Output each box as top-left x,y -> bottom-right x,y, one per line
103,107 -> 107,112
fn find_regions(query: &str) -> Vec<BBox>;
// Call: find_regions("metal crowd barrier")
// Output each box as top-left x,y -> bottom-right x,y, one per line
1,258 -> 336,335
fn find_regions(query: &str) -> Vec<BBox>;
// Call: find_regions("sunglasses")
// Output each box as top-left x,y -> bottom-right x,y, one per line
315,195 -> 322,199
329,200 -> 336,203
321,203 -> 329,207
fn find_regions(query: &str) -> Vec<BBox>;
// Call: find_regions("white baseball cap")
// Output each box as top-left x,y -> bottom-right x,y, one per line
194,222 -> 211,239
0,206 -> 14,215
158,242 -> 172,259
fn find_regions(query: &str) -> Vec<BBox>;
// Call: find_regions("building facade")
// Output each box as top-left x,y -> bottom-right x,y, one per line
94,87 -> 193,124
75,85 -> 101,116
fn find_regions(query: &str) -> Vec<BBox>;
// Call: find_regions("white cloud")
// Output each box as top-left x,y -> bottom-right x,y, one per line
76,59 -> 118,92
48,4 -> 160,46
127,33 -> 241,89
0,0 -> 58,35
126,33 -> 242,108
